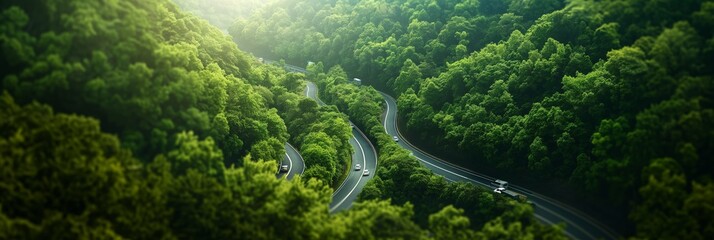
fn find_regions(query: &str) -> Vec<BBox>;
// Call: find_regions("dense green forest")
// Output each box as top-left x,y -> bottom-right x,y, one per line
232,0 -> 714,238
0,0 -> 560,239
1,0 -> 286,166
308,63 -> 565,238
248,62 -> 354,187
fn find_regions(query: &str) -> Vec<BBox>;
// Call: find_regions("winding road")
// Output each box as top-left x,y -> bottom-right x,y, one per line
276,61 -> 619,239
263,59 -> 379,213
381,92 -> 619,240
305,80 -> 378,213
277,143 -> 304,180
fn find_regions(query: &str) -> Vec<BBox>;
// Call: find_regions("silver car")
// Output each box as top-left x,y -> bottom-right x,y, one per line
362,169 -> 370,176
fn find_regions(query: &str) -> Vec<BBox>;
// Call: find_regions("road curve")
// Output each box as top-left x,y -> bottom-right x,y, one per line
277,143 -> 305,180
380,92 -> 620,240
272,59 -> 618,238
270,61 -> 378,211
303,78 -> 378,212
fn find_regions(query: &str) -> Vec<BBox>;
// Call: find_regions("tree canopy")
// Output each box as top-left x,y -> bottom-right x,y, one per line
3,0 -> 713,238
1,0 -> 538,238
1,0 -> 286,167
233,0 -> 714,237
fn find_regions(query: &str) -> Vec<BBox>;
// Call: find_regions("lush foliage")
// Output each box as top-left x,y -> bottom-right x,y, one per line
243,62 -> 354,186
231,0 -> 566,82
2,92 -> 436,239
233,0 -> 714,237
0,92 -> 330,239
1,0 -> 286,167
0,74 -> 553,239
0,0 -> 535,238
309,63 -> 566,239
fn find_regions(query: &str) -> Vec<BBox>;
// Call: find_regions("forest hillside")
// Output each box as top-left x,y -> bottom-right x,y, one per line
231,0 -> 714,238
1,0 -> 558,239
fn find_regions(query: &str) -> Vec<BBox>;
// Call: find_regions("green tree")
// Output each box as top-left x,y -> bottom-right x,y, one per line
249,137 -> 285,163
333,200 -> 425,239
166,131 -> 225,181
630,158 -> 697,239
429,205 -> 476,240
0,93 -> 140,238
684,182 -> 714,237
168,169 -> 233,239
527,136 -> 551,172
390,58 -> 423,95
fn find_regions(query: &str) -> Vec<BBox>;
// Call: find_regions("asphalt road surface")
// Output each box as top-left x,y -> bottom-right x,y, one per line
277,143 -> 304,180
274,60 -> 618,239
380,92 -> 619,240
305,80 -> 378,213
267,60 -> 379,212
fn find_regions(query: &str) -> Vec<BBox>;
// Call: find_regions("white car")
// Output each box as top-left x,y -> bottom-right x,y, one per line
362,169 -> 370,176
392,136 -> 399,142
355,164 -> 361,171
280,164 -> 289,172
493,187 -> 505,193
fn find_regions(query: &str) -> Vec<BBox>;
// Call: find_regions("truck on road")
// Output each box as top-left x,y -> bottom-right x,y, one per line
491,179 -> 528,202
491,179 -> 509,189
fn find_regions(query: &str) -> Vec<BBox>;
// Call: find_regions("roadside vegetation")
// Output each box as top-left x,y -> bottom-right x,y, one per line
0,0 -> 420,238
0,0 -> 559,238
233,0 -> 714,237
309,63 -> 567,238
3,0 -> 712,238
249,62 -> 353,187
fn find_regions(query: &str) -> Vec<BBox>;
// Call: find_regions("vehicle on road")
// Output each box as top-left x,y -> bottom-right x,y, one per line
493,188 -> 528,202
355,164 -> 361,171
503,189 -> 528,202
280,164 -> 289,172
362,169 -> 370,176
392,136 -> 399,142
491,180 -> 527,201
491,179 -> 509,189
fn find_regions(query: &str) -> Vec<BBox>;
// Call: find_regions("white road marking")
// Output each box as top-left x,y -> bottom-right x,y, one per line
285,152 -> 293,178
353,123 -> 378,180
276,60 -> 615,240
286,143 -> 305,175
305,81 -> 354,197
331,137 -> 356,197
383,99 -> 389,132
330,134 -> 367,212
381,94 -> 605,240
414,156 -> 471,182
414,150 -> 595,239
